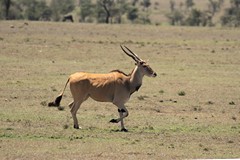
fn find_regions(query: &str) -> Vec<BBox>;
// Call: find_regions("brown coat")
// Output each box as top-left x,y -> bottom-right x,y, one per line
69,71 -> 131,103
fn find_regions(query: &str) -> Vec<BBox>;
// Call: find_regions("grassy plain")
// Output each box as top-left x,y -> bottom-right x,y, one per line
0,21 -> 240,159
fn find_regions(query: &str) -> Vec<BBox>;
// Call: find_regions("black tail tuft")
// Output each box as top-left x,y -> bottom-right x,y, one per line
48,95 -> 62,107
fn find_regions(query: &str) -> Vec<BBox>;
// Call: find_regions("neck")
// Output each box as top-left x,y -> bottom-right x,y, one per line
129,66 -> 144,94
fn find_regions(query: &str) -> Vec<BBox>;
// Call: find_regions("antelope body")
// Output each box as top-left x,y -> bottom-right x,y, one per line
48,46 -> 157,132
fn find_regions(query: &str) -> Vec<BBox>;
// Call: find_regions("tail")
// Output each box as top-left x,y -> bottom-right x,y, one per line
48,78 -> 70,107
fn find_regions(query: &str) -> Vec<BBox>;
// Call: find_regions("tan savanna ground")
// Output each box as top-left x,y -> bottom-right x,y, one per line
0,21 -> 240,159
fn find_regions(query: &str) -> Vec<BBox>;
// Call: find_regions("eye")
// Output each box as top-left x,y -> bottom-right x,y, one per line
143,65 -> 147,68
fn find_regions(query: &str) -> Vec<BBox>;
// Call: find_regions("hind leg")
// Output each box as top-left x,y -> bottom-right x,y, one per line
70,101 -> 82,129
69,81 -> 90,129
70,95 -> 89,129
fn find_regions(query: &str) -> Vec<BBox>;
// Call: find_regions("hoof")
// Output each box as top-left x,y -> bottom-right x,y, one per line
48,102 -> 57,107
109,119 -> 118,123
121,128 -> 128,132
74,125 -> 80,129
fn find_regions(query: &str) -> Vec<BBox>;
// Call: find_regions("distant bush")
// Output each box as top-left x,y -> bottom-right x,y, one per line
0,0 -> 24,20
50,0 -> 75,21
178,91 -> 186,96
166,9 -> 184,25
185,9 -> 203,26
221,0 -> 240,27
127,6 -> 138,23
0,0 -> 74,21
166,0 -> 223,27
79,0 -> 94,22
24,0 -> 52,21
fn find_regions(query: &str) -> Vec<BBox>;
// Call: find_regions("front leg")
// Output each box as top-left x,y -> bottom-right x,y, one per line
109,105 -> 129,132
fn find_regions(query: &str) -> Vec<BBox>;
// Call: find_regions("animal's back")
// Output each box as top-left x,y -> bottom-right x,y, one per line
69,72 -> 115,85
69,72 -> 117,102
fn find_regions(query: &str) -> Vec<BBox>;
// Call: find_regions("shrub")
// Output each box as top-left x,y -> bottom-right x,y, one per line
178,91 -> 186,96
221,0 -> 240,27
24,0 -> 52,21
50,0 -> 75,21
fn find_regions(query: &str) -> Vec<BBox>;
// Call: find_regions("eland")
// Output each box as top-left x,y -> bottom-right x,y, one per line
48,45 -> 157,132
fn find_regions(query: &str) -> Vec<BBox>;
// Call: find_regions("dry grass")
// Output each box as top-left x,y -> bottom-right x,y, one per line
0,21 -> 240,159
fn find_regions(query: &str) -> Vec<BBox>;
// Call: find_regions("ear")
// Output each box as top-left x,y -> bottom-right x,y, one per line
140,61 -> 144,65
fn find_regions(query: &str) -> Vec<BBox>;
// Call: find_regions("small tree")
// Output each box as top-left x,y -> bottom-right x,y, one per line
221,0 -> 240,27
208,0 -> 224,16
50,0 -> 75,21
185,9 -> 202,26
96,0 -> 114,23
167,0 -> 184,25
2,0 -> 23,20
170,0 -> 175,12
231,0 -> 240,8
141,0 -> 151,10
0,0 -> 11,20
167,9 -> 184,25
79,0 -> 93,22
127,6 -> 138,22
185,0 -> 194,10
96,0 -> 128,24
111,0 -> 129,23
24,0 -> 51,21
131,0 -> 139,6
